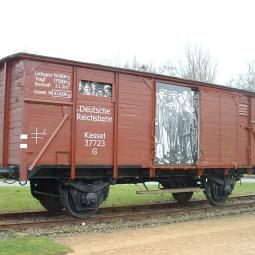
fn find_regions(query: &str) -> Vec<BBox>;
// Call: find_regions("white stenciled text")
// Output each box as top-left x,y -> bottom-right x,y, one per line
77,105 -> 113,123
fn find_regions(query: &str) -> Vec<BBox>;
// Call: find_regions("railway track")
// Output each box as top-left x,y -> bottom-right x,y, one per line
1,194 -> 255,231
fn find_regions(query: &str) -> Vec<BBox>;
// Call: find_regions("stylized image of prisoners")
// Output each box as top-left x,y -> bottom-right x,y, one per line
79,81 -> 112,97
155,82 -> 199,165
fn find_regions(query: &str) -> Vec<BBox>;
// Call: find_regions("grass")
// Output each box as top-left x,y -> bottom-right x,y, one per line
0,237 -> 71,255
0,182 -> 255,212
104,184 -> 195,206
232,182 -> 255,195
0,187 -> 43,212
104,182 -> 255,206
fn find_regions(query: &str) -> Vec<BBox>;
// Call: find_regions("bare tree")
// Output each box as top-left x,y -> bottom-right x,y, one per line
228,61 -> 255,91
123,45 -> 218,83
158,61 -> 178,76
123,56 -> 158,73
176,44 -> 217,83
98,45 -> 217,83
121,57 -> 179,76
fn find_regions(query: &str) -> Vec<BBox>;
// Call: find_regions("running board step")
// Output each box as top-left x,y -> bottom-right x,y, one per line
136,187 -> 204,195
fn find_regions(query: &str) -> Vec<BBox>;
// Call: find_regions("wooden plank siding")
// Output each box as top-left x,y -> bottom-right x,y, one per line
8,61 -> 24,164
0,53 -> 255,180
0,66 -> 4,166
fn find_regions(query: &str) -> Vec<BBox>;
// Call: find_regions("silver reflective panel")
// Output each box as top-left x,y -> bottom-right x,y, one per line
155,82 -> 199,165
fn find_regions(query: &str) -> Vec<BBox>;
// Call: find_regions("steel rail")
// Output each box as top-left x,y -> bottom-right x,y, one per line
1,193 -> 255,220
1,201 -> 255,231
0,194 -> 255,230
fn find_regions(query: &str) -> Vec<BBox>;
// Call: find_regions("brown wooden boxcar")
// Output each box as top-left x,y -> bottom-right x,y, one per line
0,53 -> 254,218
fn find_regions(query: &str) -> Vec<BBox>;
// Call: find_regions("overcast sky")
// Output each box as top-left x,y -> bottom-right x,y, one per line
1,0 -> 255,84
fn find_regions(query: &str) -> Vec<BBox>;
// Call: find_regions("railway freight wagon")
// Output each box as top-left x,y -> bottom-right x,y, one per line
0,53 -> 254,218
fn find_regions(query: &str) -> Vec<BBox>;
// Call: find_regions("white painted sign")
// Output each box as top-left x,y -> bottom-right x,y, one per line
20,144 -> 28,149
33,70 -> 72,99
31,128 -> 47,144
84,131 -> 106,156
77,105 -> 113,123
20,134 -> 28,140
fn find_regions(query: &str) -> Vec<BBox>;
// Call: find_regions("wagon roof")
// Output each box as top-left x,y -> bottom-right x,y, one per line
1,52 -> 254,96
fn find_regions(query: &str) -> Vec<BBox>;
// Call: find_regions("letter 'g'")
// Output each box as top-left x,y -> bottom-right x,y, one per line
92,148 -> 98,155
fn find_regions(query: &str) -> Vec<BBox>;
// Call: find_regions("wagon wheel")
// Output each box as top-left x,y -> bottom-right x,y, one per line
205,179 -> 228,206
63,188 -> 98,219
172,192 -> 193,203
38,196 -> 64,212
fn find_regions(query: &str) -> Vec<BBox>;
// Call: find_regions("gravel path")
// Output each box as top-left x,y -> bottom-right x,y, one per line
57,213 -> 255,255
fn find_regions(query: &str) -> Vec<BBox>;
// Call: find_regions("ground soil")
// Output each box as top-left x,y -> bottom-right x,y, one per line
57,214 -> 255,255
